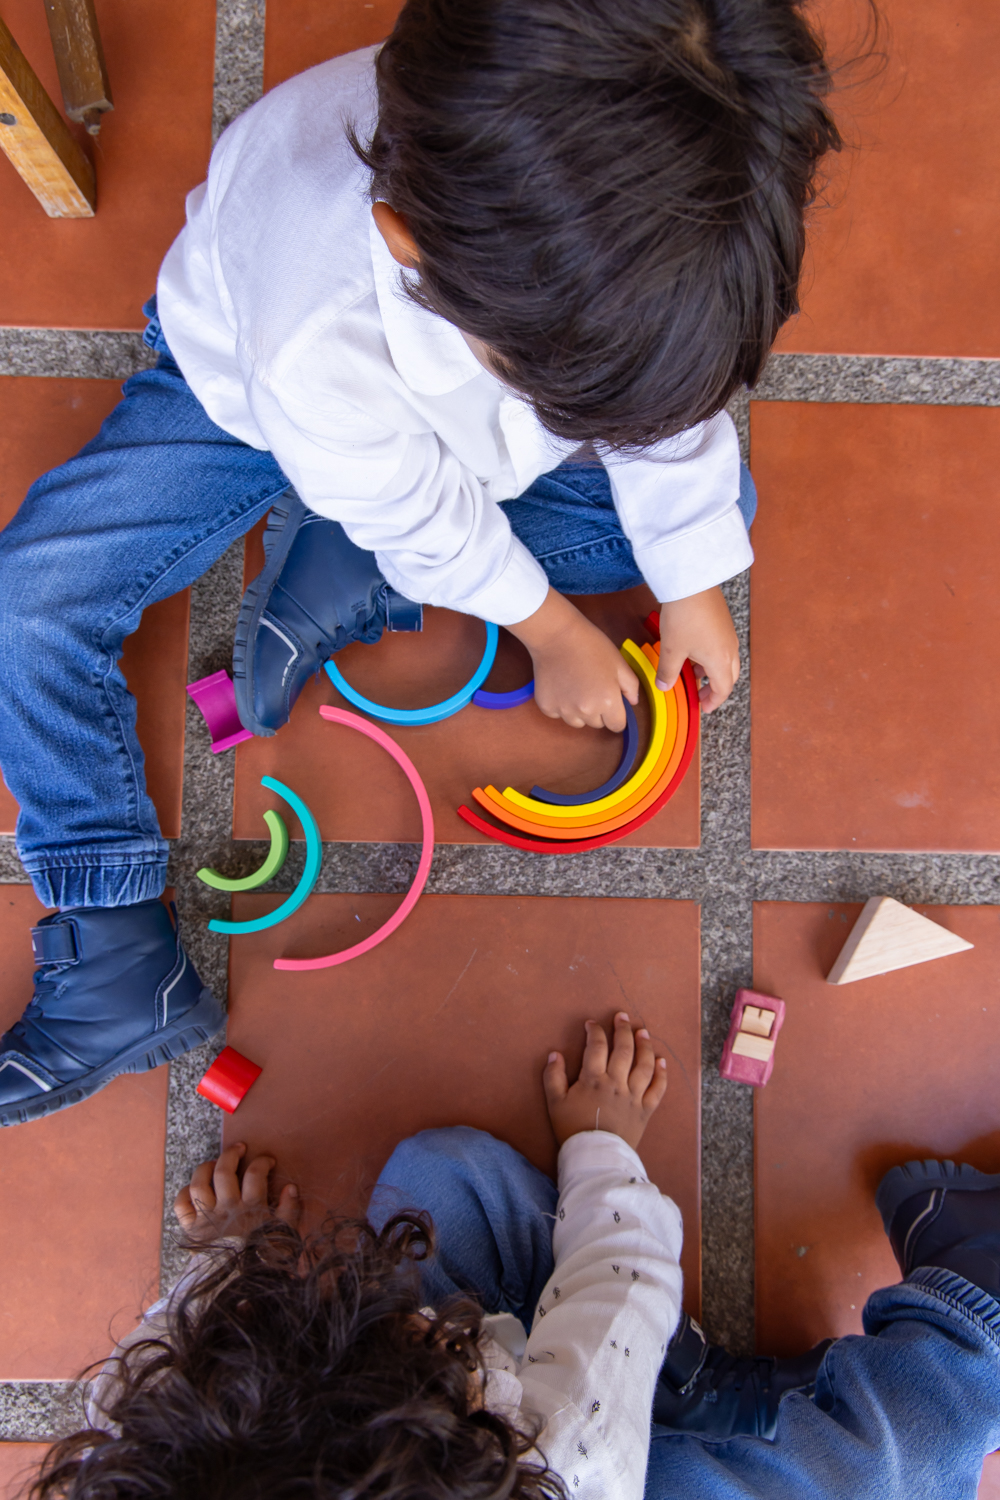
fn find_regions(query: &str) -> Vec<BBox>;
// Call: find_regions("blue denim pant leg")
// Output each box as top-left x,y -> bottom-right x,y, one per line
369,1126 -> 558,1334
502,458 -> 757,595
645,1268 -> 1000,1499
0,327 -> 290,909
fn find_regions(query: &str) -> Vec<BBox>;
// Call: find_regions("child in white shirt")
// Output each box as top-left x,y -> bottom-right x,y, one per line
0,0 -> 837,1126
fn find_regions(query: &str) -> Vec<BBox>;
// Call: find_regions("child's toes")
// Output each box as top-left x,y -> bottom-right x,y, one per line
276,1182 -> 301,1227
240,1153 -> 277,1205
173,1184 -> 197,1229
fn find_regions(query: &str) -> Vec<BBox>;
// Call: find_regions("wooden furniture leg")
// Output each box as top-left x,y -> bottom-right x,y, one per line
0,13 -> 95,216
42,0 -> 112,134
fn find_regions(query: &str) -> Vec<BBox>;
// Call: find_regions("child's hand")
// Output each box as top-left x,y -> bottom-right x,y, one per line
508,588 -> 639,731
543,1012 -> 667,1150
173,1142 -> 301,1242
656,585 -> 739,713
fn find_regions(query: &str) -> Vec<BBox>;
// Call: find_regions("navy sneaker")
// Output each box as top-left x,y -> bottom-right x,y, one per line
652,1312 -> 832,1439
232,490 -> 423,736
0,900 -> 224,1127
877,1158 -> 1000,1298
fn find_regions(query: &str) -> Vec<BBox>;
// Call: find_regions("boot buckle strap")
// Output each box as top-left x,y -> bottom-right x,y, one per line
31,921 -> 79,965
385,589 -> 424,633
660,1314 -> 709,1394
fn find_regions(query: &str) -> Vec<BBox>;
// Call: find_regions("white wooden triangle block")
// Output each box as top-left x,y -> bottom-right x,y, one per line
827,896 -> 974,985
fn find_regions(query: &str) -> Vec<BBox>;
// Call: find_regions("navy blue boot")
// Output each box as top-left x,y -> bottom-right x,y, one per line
652,1312 -> 832,1438
0,900 -> 224,1126
232,490 -> 423,736
877,1158 -> 1000,1297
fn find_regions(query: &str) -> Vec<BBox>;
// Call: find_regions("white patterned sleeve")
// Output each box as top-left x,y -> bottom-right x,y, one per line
516,1131 -> 684,1500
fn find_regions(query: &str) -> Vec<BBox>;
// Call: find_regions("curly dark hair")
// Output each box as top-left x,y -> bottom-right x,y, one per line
29,1214 -> 567,1500
353,0 -> 848,449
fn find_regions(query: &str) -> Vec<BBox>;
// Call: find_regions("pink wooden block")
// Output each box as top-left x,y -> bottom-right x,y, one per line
186,670 -> 253,754
719,987 -> 786,1087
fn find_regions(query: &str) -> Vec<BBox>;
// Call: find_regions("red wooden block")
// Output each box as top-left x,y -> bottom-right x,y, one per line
196,1046 -> 262,1113
719,988 -> 785,1088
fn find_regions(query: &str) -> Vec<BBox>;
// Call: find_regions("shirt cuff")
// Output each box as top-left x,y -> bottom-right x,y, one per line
556,1130 -> 649,1191
448,537 -> 550,625
634,505 -> 753,603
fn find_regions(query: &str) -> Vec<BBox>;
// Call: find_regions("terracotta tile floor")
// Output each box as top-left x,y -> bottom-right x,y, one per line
0,1446 -> 48,1500
222,892 -> 703,1311
264,0 -> 402,91
235,525 -> 698,845
0,887 -> 168,1379
0,378 -> 189,839
753,900 -> 998,1353
0,0 -> 214,329
749,401 -> 1000,852
777,0 -> 1000,357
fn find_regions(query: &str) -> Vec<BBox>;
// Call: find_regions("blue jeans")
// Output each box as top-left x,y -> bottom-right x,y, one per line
0,305 -> 755,909
371,1127 -> 1000,1500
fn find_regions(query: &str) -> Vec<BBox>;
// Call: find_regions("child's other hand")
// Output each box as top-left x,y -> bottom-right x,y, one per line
543,1012 -> 667,1150
173,1142 -> 300,1242
508,588 -> 639,731
656,585 -> 739,713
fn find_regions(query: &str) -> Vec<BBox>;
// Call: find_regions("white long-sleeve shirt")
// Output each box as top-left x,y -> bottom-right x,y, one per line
483,1131 -> 684,1497
157,46 -> 752,625
88,1132 -> 683,1500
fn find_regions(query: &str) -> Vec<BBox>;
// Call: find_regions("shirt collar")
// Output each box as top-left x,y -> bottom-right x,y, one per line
370,214 -> 485,396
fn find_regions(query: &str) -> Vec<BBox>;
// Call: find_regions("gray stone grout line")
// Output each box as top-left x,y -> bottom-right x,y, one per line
212,0 -> 266,143
5,337 -> 1000,402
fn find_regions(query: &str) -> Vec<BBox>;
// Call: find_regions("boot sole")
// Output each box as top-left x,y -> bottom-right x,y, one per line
0,987 -> 226,1127
875,1158 -> 1000,1233
232,491 -> 302,737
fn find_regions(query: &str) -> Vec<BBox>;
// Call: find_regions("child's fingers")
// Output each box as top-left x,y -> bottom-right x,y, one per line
240,1153 -> 276,1205
628,1027 -> 656,1096
617,660 -> 641,707
188,1158 -> 219,1214
654,643 -> 685,695
542,1051 -> 569,1109
606,1012 -> 635,1087
211,1141 -> 247,1208
173,1185 -> 198,1229
695,653 -> 740,715
275,1182 -> 301,1227
599,695 -> 628,733
579,1019 -> 610,1080
642,1056 -> 669,1114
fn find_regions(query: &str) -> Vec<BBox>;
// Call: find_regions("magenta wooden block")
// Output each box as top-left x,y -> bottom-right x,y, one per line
719,987 -> 786,1088
186,670 -> 253,754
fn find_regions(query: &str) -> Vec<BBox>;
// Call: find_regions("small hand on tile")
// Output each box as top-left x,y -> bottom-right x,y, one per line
544,1012 -> 667,1150
174,1141 -> 301,1241
656,585 -> 739,713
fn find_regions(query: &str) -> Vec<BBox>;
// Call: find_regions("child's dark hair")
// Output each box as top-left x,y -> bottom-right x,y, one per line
30,1214 -> 565,1500
354,0 -> 844,448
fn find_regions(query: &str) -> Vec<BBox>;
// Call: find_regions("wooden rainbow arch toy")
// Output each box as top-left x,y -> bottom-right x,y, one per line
457,637 -> 698,854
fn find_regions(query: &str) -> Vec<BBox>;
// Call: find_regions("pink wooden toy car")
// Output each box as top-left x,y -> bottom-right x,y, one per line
719,988 -> 785,1087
